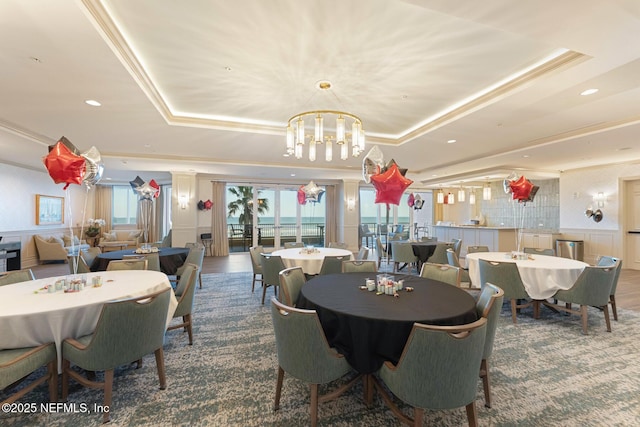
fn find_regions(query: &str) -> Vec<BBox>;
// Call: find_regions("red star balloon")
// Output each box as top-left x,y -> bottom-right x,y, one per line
371,163 -> 413,205
297,185 -> 307,205
149,179 -> 160,198
43,140 -> 86,189
407,193 -> 415,207
204,199 -> 213,210
510,175 -> 534,201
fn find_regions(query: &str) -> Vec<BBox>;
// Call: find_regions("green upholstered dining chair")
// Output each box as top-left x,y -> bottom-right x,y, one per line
0,269 -> 35,286
420,237 -> 437,243
106,258 -> 148,271
0,342 -> 57,405
596,256 -> 623,320
278,267 -> 306,306
124,253 -> 161,272
341,260 -> 377,273
391,241 -> 418,274
284,241 -> 304,249
451,238 -> 462,257
61,288 -> 171,423
419,262 -> 460,287
356,246 -> 370,261
167,263 -> 198,345
373,317 -> 487,427
176,245 -> 205,288
548,263 -> 618,334
68,255 -> 91,274
327,242 -> 348,249
318,255 -> 351,275
523,247 -> 555,256
260,254 -> 285,305
478,259 -> 537,324
475,283 -> 504,408
427,242 -> 454,265
79,247 -> 101,269
249,245 -> 264,293
375,236 -> 388,268
446,248 -> 472,287
467,245 -> 489,254
270,297 -> 361,427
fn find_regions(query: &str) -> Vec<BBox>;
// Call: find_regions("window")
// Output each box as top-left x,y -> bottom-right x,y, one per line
112,186 -> 138,225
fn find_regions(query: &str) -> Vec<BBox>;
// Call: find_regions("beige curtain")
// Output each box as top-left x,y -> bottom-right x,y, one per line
211,181 -> 229,256
151,187 -> 165,243
324,185 -> 337,244
433,192 -> 443,222
95,185 -> 112,232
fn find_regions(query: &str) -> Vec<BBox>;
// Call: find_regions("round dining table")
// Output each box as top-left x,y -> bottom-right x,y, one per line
466,252 -> 589,299
271,247 -> 353,275
0,270 -> 177,371
296,272 -> 478,374
91,247 -> 190,274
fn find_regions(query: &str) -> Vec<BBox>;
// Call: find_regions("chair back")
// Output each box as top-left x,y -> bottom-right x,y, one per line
185,242 -> 203,249
249,245 -> 264,274
356,246 -> 369,261
0,269 -> 35,286
270,298 -> 350,384
560,264 -> 617,306
68,255 -> 91,274
327,242 -> 348,249
478,259 -> 529,299
379,318 -> 487,410
451,238 -> 462,257
342,260 -> 377,273
106,259 -> 148,271
319,255 -> 350,275
375,236 -> 387,256
391,241 -> 417,264
278,267 -> 306,306
69,288 -> 171,371
124,253 -> 161,272
523,247 -> 555,256
446,248 -> 462,268
476,283 -> 505,359
596,256 -> 623,294
420,237 -> 437,243
467,245 -> 489,254
284,242 -> 304,249
261,254 -> 286,287
173,263 -> 198,318
160,230 -> 172,247
80,247 -> 101,267
427,242 -> 454,264
420,262 -> 460,287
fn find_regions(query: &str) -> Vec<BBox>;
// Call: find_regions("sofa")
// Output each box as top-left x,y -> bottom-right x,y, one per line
34,234 -> 91,262
98,229 -> 143,250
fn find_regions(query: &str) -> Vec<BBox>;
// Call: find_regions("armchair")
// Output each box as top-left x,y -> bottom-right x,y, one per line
278,267 -> 306,306
167,263 -> 198,345
0,342 -> 57,405
420,262 -> 460,287
0,269 -> 35,286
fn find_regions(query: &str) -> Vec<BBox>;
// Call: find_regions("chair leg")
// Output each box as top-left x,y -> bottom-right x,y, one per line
185,313 -> 193,345
466,401 -> 478,427
603,305 -> 612,332
610,295 -> 618,321
103,369 -> 114,424
413,407 -> 424,427
199,271 -> 203,289
510,299 -> 518,324
580,305 -> 588,334
47,359 -> 58,403
274,367 -> 284,411
155,348 -> 167,390
251,274 -> 257,292
261,284 -> 268,305
480,359 -> 491,408
310,383 -> 319,427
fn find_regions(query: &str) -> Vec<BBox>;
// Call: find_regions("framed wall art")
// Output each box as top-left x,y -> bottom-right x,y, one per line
36,194 -> 64,225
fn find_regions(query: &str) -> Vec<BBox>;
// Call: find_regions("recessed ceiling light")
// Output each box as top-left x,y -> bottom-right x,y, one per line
447,139 -> 457,144
144,144 -> 151,148
522,154 -> 530,158
290,173 -> 296,177
85,99 -> 101,107
580,88 -> 598,96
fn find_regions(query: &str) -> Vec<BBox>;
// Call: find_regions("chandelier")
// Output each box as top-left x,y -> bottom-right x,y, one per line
285,110 -> 365,161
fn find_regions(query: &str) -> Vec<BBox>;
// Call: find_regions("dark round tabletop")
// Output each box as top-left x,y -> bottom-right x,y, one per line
91,247 -> 190,275
297,272 -> 478,373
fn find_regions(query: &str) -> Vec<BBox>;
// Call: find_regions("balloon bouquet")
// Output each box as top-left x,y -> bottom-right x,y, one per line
503,172 -> 539,252
130,176 -> 160,243
362,146 -> 413,226
42,136 -> 105,273
297,181 -> 326,246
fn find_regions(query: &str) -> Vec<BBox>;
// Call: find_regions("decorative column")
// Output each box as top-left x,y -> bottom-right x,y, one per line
171,172 -> 197,247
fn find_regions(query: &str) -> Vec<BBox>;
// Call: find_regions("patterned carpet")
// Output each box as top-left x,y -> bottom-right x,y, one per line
2,271 -> 640,426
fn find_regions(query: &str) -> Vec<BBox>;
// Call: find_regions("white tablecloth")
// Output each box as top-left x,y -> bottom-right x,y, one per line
465,252 -> 588,299
0,270 -> 177,370
271,247 -> 353,275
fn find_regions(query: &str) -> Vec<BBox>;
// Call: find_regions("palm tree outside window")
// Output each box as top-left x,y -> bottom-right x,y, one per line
227,186 -> 270,240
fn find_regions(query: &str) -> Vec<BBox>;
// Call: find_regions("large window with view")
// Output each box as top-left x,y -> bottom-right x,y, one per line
112,186 -> 138,225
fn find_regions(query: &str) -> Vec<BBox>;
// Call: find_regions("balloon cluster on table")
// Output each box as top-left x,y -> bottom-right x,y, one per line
43,136 -> 104,189
362,147 -> 413,205
197,200 -> 213,210
503,172 -> 539,204
297,181 -> 325,205
407,193 -> 424,209
129,175 -> 160,200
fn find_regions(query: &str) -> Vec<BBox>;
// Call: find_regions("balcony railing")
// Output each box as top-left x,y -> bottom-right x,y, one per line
227,222 -> 325,251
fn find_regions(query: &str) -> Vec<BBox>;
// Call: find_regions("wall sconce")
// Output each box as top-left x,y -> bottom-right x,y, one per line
469,191 -> 476,205
347,198 -> 355,211
436,189 -> 444,204
483,183 -> 492,201
178,194 -> 188,209
457,188 -> 466,202
593,192 -> 606,208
